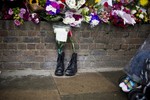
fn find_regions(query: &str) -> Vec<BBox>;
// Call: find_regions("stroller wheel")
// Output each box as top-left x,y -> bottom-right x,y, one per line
145,86 -> 150,100
128,88 -> 142,99
129,89 -> 147,100
130,92 -> 147,100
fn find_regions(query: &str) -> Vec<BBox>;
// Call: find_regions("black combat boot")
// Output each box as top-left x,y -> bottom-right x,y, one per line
65,53 -> 77,76
55,52 -> 65,76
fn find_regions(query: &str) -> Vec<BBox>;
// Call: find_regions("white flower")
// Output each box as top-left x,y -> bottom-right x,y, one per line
136,6 -> 140,9
31,13 -> 36,18
139,14 -> 144,19
35,18 -> 40,23
131,10 -> 137,14
63,17 -> 75,24
121,6 -> 124,10
66,0 -> 76,9
79,0 -> 85,4
46,5 -> 56,13
91,19 -> 99,26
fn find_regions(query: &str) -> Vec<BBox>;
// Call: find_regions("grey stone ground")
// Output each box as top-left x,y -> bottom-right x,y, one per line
0,70 -> 128,100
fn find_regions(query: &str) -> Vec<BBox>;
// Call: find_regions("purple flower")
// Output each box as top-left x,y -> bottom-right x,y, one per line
19,13 -> 24,18
23,12 -> 30,21
89,13 -> 100,27
14,19 -> 21,26
20,8 -> 26,14
45,0 -> 60,15
8,8 -> 13,15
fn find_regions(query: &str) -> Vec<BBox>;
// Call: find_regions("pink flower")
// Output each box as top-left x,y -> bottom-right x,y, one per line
14,20 -> 21,26
8,8 -> 13,15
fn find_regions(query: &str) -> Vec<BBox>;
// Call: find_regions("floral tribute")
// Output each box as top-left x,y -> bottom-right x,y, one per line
0,0 -> 149,27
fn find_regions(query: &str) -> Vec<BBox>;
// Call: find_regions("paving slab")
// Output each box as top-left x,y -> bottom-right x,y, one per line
0,76 -> 56,90
100,70 -> 125,87
54,73 -> 118,95
0,90 -> 61,100
61,91 -> 127,100
0,76 -> 61,100
0,70 -> 128,100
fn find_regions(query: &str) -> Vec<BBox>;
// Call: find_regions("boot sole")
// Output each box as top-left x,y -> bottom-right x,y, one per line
65,70 -> 77,76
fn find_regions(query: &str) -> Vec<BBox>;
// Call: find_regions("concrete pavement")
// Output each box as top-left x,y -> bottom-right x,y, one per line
0,70 -> 127,100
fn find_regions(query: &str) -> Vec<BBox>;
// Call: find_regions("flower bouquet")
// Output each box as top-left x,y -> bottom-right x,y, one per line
7,7 -> 30,26
110,2 -> 136,27
40,0 -> 65,22
63,11 -> 83,27
81,7 -> 101,27
2,0 -> 32,26
131,6 -> 149,23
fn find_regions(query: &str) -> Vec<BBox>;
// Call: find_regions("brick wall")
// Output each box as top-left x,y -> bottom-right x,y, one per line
0,20 -> 150,70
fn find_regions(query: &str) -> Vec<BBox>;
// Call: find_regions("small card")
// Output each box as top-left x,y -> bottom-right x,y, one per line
54,28 -> 68,42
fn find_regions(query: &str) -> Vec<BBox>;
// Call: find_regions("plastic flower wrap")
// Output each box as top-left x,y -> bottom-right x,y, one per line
131,6 -> 149,23
63,11 -> 83,27
53,24 -> 70,42
65,0 -> 86,10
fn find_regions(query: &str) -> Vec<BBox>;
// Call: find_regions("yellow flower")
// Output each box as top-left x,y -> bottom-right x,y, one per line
95,0 -> 100,3
29,0 -> 39,4
136,14 -> 139,17
144,18 -> 148,22
139,0 -> 149,6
